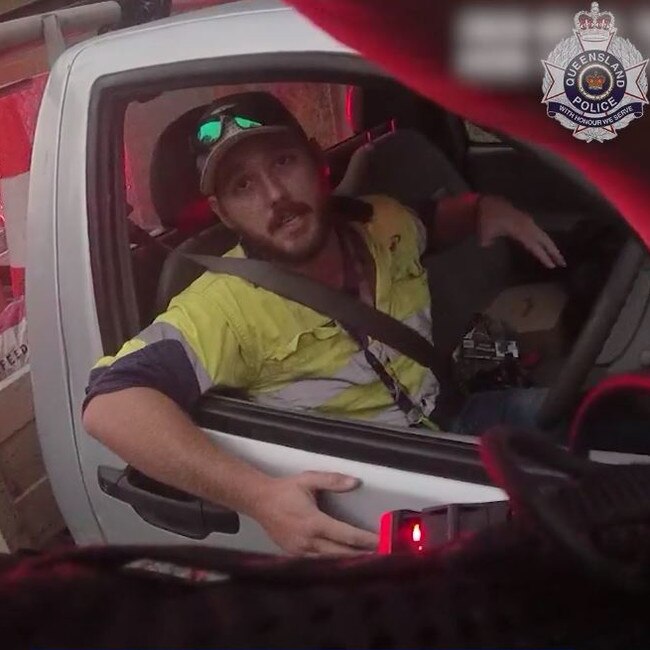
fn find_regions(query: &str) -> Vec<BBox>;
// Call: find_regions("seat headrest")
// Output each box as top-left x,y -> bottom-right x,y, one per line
335,129 -> 469,204
156,224 -> 238,313
150,104 -> 214,233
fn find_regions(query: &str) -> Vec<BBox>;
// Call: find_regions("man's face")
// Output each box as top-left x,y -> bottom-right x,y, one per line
210,131 -> 329,264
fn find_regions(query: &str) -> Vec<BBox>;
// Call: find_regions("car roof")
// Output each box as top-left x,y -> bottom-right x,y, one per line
146,0 -> 289,25
51,0 -> 357,85
102,0 -> 291,39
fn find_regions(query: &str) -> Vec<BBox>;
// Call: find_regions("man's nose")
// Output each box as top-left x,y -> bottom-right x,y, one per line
259,170 -> 288,203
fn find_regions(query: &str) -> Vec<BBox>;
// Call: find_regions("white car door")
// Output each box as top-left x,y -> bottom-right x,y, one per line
29,2 -> 504,553
92,401 -> 504,552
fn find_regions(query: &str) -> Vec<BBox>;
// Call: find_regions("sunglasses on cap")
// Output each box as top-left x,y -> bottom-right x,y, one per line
196,114 -> 263,148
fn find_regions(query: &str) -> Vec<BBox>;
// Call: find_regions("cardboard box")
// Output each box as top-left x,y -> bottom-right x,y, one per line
485,282 -> 569,358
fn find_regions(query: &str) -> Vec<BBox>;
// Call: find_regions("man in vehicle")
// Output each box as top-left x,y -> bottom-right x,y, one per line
82,92 -> 565,555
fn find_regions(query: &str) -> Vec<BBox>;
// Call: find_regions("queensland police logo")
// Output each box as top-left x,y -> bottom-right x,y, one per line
542,3 -> 648,142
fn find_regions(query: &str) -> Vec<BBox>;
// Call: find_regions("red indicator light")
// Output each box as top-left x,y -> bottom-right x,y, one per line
378,511 -> 393,554
377,511 -> 426,554
411,522 -> 424,551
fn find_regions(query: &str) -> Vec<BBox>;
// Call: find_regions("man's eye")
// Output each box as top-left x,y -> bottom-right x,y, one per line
275,153 -> 296,167
233,177 -> 252,192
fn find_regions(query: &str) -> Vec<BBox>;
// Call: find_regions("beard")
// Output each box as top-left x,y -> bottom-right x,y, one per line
228,195 -> 372,265
238,198 -> 332,265
239,220 -> 331,265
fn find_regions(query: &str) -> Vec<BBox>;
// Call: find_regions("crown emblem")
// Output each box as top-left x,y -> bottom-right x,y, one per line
585,72 -> 607,90
574,2 -> 615,42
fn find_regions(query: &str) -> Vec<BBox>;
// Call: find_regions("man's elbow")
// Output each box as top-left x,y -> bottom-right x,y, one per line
82,395 -> 105,441
82,387 -> 169,442
81,397 -> 97,437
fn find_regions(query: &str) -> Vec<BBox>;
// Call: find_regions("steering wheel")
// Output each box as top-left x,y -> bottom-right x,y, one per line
537,237 -> 645,429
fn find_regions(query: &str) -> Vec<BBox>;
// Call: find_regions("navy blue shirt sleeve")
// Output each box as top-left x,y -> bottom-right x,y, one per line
83,340 -> 202,414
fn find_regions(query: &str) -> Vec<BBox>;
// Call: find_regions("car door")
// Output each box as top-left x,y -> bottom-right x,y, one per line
93,403 -> 505,552
40,9 -> 505,553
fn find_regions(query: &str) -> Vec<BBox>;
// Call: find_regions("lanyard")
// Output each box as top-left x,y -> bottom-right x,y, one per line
337,227 -> 437,429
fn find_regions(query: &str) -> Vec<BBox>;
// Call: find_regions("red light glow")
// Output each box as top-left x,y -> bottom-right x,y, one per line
378,512 -> 426,554
377,511 -> 393,554
345,85 -> 354,128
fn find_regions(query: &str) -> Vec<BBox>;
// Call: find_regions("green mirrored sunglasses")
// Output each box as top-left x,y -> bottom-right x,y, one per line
197,115 -> 263,147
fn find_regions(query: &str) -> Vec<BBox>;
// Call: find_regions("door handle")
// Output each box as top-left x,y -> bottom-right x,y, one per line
98,466 -> 240,539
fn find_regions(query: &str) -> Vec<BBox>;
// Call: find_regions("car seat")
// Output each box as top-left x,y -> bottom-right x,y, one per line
150,103 -> 216,235
336,129 -> 512,365
156,223 -> 236,312
336,128 -> 468,201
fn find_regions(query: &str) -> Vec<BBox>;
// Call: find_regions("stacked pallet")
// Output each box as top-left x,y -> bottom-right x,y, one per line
0,368 -> 65,550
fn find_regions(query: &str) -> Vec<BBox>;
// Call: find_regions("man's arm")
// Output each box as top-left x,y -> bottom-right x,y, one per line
419,193 -> 566,269
83,387 -> 272,519
83,388 -> 376,555
419,193 -> 481,251
83,289 -> 376,556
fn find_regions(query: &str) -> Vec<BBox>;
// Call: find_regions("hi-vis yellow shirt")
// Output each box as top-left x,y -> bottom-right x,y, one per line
86,196 -> 439,428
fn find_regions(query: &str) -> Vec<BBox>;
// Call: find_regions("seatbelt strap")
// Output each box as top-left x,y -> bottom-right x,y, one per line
185,253 -> 441,375
130,223 -> 444,416
336,226 -> 438,428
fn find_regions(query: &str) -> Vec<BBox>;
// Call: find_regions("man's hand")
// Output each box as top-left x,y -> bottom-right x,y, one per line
251,471 -> 378,556
477,195 -> 566,269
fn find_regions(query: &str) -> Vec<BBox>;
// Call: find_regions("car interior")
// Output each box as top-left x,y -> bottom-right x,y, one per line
124,79 -> 633,438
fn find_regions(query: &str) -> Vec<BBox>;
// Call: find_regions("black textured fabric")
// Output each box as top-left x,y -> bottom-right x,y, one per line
4,428 -> 650,647
1,524 -> 649,649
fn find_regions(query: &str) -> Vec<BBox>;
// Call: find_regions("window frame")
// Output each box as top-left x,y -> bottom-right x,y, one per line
87,51 -> 495,483
464,120 -> 507,147
88,53 -> 392,352
198,395 -> 492,484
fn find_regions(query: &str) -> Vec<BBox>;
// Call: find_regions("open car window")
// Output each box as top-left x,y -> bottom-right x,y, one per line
85,55 -> 500,481
124,82 -> 354,233
87,52 -> 636,462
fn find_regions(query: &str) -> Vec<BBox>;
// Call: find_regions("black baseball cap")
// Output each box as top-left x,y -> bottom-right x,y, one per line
194,92 -> 308,196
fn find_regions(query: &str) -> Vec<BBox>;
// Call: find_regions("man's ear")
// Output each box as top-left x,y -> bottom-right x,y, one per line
208,195 -> 234,229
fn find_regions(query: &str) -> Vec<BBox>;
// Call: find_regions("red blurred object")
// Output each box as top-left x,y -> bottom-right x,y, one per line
345,85 -> 354,129
0,88 -> 30,180
176,197 -> 215,235
521,350 -> 542,369
286,0 -> 650,250
0,74 -> 46,299
377,510 -> 393,554
9,267 -> 25,298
